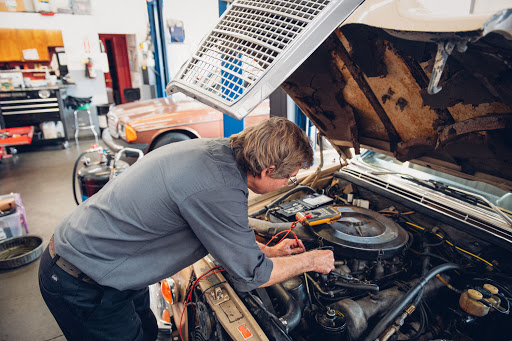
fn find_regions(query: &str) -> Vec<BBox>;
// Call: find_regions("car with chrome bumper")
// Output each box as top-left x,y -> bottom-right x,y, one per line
102,96 -> 269,153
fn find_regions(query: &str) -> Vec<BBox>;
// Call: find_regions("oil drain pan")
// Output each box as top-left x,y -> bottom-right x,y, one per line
0,236 -> 43,269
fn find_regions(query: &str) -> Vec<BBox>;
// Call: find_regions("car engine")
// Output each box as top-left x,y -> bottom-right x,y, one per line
176,169 -> 512,341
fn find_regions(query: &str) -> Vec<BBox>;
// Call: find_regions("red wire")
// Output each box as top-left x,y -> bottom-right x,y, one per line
262,216 -> 311,250
179,214 -> 311,339
179,266 -> 225,341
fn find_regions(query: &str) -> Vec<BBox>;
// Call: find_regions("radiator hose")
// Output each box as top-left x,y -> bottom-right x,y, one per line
267,284 -> 302,333
363,262 -> 461,341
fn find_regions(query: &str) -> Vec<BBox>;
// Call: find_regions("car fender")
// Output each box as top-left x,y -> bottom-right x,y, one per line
147,127 -> 199,152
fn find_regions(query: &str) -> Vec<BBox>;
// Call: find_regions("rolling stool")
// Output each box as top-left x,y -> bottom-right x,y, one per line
65,96 -> 98,146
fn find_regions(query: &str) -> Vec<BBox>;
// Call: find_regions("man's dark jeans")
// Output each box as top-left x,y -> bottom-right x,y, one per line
38,246 -> 158,340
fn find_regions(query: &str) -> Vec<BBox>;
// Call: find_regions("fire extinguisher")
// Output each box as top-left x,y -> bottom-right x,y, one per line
85,57 -> 97,79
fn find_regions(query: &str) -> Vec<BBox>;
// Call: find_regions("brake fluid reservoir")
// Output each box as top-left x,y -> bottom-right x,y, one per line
459,289 -> 489,317
483,283 -> 501,311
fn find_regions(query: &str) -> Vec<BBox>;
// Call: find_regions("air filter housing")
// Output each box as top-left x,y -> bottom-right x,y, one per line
310,206 -> 410,260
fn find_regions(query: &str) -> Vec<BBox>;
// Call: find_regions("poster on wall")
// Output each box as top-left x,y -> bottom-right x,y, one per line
167,19 -> 185,43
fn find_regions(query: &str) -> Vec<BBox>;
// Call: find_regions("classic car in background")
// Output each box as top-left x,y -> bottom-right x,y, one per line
163,1 -> 512,341
101,96 -> 269,153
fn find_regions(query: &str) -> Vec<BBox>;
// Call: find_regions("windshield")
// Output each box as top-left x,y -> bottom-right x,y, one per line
358,150 -> 512,213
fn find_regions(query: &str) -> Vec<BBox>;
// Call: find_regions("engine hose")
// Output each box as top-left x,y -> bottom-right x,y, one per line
363,263 -> 461,341
334,280 -> 380,295
266,284 -> 301,332
248,217 -> 316,242
410,241 -> 430,308
240,291 -> 293,341
72,151 -> 88,205
306,274 -> 379,297
249,185 -> 317,217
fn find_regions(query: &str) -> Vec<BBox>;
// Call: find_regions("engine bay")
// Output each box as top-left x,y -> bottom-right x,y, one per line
166,170 -> 512,341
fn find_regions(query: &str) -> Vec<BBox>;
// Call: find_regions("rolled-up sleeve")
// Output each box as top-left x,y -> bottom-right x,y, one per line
179,187 -> 273,291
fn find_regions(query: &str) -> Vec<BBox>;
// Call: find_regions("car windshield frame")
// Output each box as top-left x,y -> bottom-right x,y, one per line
356,150 -> 512,214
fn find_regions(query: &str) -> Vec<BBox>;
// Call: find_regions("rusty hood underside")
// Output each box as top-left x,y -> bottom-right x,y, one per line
283,24 -> 512,192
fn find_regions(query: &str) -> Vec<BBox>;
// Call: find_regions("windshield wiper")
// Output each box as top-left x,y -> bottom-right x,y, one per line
400,176 -> 487,207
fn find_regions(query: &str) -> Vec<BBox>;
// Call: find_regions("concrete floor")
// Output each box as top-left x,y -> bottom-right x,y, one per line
0,138 -> 97,341
0,137 -> 340,341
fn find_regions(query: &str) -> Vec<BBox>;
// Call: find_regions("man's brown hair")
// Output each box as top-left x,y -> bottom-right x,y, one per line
230,117 -> 313,178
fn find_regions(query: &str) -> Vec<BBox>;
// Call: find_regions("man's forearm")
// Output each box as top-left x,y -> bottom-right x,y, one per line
259,253 -> 313,287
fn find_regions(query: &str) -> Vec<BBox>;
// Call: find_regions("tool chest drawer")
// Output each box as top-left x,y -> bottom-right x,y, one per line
0,88 -> 68,145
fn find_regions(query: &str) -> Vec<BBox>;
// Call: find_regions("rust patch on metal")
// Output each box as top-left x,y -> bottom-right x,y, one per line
437,114 -> 512,146
341,24 -> 388,78
333,30 -> 401,152
396,98 -> 408,111
381,88 -> 395,104
282,36 -> 360,156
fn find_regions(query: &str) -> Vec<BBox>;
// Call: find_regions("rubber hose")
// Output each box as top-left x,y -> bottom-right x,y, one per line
411,241 -> 430,308
248,218 -> 316,242
72,151 -> 88,205
240,291 -> 293,341
363,263 -> 461,341
266,284 -> 301,332
249,186 -> 317,217
333,280 -> 380,295
306,274 -> 379,297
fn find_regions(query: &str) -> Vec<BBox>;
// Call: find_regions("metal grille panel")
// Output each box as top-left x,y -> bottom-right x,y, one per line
175,0 -> 332,104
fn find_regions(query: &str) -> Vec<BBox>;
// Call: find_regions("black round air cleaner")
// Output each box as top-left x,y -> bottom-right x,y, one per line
308,206 -> 409,259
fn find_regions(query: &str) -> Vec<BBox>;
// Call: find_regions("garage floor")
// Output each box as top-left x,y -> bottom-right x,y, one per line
0,137 -> 339,341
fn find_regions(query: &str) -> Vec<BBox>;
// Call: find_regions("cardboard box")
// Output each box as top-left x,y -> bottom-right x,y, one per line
0,0 -> 25,12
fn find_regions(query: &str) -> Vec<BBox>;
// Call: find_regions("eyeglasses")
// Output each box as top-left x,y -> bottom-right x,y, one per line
287,176 -> 298,186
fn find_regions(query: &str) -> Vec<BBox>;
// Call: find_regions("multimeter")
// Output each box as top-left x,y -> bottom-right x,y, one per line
295,206 -> 342,227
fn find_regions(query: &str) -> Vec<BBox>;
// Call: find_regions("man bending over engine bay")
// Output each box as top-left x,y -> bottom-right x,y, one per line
38,117 -> 335,341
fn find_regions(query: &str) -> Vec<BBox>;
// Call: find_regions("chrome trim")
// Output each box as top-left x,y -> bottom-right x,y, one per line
0,98 -> 58,104
134,118 -> 220,132
1,103 -> 59,110
1,108 -> 60,115
101,128 -> 123,152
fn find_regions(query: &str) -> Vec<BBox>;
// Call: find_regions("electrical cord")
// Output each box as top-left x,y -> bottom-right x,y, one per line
402,220 -> 495,268
261,217 -> 308,249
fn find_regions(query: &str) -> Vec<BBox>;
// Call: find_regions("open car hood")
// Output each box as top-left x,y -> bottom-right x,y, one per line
167,0 -> 512,191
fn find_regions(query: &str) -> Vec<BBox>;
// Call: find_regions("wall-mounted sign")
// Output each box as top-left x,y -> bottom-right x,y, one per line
22,48 -> 40,60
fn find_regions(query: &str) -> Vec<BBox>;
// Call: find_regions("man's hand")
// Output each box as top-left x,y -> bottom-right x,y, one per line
260,249 -> 335,287
265,239 -> 306,258
308,250 -> 335,274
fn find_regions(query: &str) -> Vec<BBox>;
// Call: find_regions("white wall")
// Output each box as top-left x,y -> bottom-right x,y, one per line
161,0 -> 220,80
0,0 -> 221,103
0,0 -> 149,104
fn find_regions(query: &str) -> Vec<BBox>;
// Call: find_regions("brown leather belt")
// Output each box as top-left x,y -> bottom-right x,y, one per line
49,235 -> 97,284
